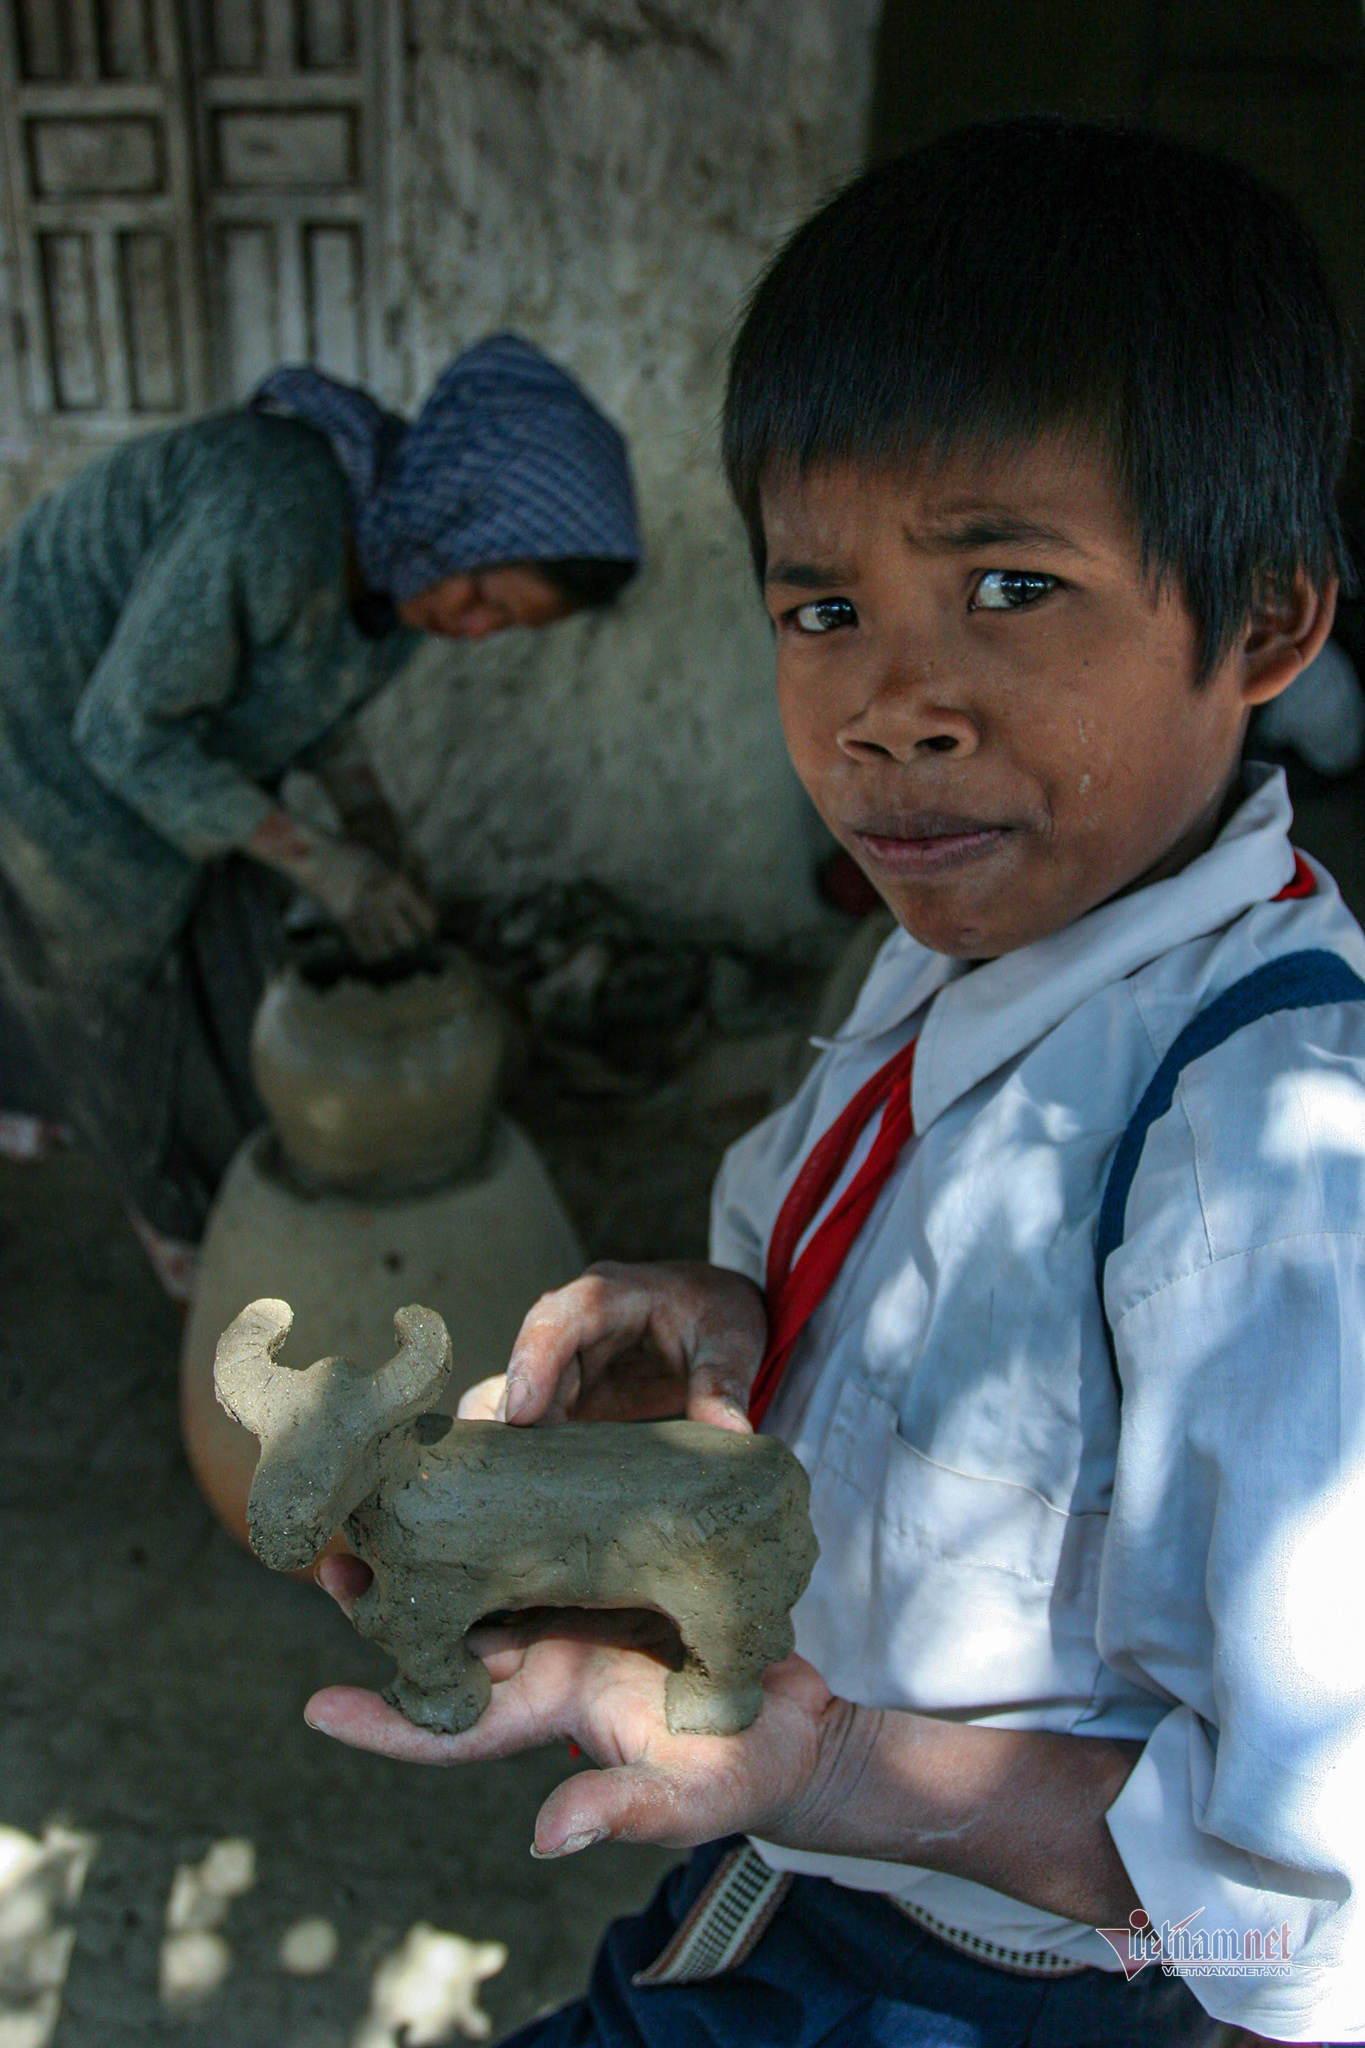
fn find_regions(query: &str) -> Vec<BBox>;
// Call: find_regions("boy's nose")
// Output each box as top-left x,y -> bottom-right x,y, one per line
836,670 -> 980,764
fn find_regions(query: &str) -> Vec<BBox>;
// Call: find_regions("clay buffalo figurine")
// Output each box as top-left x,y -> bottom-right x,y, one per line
214,1299 -> 819,1737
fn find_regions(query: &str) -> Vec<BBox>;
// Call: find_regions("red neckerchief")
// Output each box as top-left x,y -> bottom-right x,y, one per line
748,851 -> 1317,1427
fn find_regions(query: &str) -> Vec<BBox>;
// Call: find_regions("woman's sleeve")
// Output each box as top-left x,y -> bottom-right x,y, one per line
1100,1230 -> 1365,2041
70,507 -> 279,859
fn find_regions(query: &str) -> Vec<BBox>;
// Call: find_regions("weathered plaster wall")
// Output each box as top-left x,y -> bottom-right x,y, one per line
360,1 -> 880,949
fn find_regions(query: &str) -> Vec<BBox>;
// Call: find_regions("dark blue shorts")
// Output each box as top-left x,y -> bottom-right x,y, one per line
502,1839 -> 1219,2048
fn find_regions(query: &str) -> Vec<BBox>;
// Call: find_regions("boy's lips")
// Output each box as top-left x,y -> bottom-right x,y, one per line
851,813 -> 1018,877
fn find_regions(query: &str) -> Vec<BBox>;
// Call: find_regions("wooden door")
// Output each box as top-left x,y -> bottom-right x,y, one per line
0,0 -> 206,434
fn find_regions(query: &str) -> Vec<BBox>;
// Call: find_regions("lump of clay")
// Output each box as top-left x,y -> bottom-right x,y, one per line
250,940 -> 506,1195
215,1299 -> 819,1737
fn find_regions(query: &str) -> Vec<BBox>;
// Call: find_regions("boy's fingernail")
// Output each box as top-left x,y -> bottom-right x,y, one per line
530,1828 -> 609,1860
503,1378 -> 529,1422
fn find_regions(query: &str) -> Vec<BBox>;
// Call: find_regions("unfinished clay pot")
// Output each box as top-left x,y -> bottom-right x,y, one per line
215,1299 -> 819,1737
250,940 -> 506,1195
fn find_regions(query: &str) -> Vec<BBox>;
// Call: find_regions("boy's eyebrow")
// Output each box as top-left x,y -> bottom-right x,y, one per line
765,559 -> 855,588
914,511 -> 1089,554
765,517 -> 1097,587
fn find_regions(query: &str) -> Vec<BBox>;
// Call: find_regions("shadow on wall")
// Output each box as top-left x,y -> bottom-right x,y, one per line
873,0 -> 1365,262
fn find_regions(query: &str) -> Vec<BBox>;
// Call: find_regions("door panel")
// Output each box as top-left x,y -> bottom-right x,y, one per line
301,0 -> 354,72
99,0 -> 157,78
305,222 -> 361,379
29,117 -> 163,197
15,1 -> 70,80
218,220 -> 278,395
210,0 -> 261,72
41,230 -> 103,407
215,109 -> 356,189
120,227 -> 183,408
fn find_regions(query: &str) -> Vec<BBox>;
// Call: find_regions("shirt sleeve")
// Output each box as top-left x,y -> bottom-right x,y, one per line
70,506 -> 280,860
1100,1229 -> 1365,2040
708,1132 -> 773,1284
708,1055 -> 837,1283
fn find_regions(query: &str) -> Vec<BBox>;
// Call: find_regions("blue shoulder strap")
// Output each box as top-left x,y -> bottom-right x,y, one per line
1096,947 -> 1365,1385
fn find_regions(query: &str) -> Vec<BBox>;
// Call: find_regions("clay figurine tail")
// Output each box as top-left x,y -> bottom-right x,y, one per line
213,1298 -> 453,1571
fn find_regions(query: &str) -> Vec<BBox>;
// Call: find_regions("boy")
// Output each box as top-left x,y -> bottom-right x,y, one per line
308,121 -> 1365,2044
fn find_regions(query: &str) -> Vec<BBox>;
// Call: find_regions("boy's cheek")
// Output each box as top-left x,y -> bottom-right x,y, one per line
773,676 -> 832,774
774,713 -> 841,822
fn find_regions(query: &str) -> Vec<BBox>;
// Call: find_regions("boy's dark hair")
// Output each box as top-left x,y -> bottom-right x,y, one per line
724,118 -> 1354,679
539,556 -> 638,608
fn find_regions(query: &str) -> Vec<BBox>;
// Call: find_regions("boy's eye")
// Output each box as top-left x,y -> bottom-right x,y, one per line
971,570 -> 1057,611
793,598 -> 858,634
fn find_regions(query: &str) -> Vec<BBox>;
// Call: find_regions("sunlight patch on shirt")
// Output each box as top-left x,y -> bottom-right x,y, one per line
1286,1485 -> 1365,1692
1259,1070 -> 1365,1170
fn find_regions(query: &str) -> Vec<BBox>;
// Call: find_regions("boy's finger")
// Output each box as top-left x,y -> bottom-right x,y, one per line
304,1679 -> 551,1762
456,1373 -> 507,1421
463,1616 -> 536,1661
304,1686 -> 469,1764
502,1272 -> 652,1423
531,1758 -> 724,1857
470,1648 -> 528,1683
306,1642 -> 593,1766
315,1551 -> 374,1614
685,1368 -> 754,1435
467,1605 -> 683,1664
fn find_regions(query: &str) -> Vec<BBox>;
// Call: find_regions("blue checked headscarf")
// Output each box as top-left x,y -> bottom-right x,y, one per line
253,335 -> 641,603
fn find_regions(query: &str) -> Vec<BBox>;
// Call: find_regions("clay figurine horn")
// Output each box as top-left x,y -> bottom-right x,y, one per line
214,1297 -> 453,1570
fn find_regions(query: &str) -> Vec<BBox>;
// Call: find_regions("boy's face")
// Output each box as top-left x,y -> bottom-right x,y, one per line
762,440 -> 1331,958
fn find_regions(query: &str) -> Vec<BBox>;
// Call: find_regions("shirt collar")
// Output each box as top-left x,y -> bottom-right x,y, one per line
823,763 -> 1297,1133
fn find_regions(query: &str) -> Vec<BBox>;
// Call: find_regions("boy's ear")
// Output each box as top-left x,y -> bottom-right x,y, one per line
1238,572 -> 1338,708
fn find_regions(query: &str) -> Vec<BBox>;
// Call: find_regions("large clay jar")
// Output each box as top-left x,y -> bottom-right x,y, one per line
250,941 -> 506,1195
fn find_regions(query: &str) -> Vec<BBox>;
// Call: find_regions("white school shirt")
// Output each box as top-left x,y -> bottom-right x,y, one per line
712,766 -> 1365,2041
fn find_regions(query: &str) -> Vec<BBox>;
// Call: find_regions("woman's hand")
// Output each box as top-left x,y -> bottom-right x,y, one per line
456,1261 -> 768,1434
343,867 -> 438,960
307,1555 -> 847,1858
244,809 -> 437,961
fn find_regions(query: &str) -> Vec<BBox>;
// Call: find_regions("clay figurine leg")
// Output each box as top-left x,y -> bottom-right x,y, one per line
664,1658 -> 766,1738
662,1608 -> 796,1736
351,1569 -> 491,1735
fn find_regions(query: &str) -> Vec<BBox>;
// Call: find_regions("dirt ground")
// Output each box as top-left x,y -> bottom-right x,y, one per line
3,764 -> 1362,2048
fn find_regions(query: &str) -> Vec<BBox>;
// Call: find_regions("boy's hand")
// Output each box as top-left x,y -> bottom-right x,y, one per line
309,1560 -> 1142,1924
307,1555 -> 844,1857
457,1261 -> 767,1435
